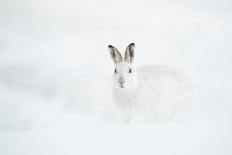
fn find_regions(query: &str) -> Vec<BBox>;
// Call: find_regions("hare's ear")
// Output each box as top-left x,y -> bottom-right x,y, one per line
124,43 -> 135,63
108,45 -> 122,64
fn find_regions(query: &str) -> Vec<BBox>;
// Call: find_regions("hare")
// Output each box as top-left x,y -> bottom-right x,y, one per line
108,43 -> 198,123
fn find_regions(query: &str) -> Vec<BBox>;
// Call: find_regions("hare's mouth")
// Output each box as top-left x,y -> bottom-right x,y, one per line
119,83 -> 124,88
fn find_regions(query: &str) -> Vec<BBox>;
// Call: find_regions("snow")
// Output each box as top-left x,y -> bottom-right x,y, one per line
0,0 -> 232,155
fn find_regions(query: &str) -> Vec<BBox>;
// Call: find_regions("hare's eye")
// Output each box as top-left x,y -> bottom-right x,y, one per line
129,68 -> 132,73
114,69 -> 117,74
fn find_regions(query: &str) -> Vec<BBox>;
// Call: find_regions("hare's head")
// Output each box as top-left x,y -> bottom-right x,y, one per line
108,43 -> 138,90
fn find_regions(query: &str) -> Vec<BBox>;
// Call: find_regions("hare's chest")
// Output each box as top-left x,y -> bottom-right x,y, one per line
114,91 -> 137,108
113,89 -> 157,113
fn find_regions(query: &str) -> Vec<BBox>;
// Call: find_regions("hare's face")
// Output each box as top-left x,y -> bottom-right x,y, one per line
108,43 -> 137,90
113,62 -> 137,89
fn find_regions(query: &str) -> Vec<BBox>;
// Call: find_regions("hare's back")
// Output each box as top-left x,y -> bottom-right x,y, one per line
137,65 -> 198,120
137,65 -> 193,89
137,65 -> 194,92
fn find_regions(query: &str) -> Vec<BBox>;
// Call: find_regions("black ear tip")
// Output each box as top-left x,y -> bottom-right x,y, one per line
108,45 -> 114,48
129,43 -> 135,47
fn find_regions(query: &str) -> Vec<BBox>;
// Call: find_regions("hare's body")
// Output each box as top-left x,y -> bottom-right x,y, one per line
108,43 -> 198,123
113,65 -> 198,122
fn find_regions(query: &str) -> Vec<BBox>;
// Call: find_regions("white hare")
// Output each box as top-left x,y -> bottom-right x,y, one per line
108,43 -> 198,123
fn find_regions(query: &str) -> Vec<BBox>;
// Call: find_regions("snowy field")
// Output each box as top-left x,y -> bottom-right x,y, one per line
0,0 -> 232,154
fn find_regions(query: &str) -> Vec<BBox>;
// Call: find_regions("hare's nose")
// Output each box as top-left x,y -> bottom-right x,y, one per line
118,76 -> 125,84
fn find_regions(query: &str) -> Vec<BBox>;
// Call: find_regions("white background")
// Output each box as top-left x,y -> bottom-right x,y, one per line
0,0 -> 232,154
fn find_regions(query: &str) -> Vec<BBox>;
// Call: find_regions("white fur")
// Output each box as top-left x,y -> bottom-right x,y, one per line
109,44 -> 198,123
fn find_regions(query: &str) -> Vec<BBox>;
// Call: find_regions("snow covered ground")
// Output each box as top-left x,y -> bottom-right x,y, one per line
0,0 -> 232,154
